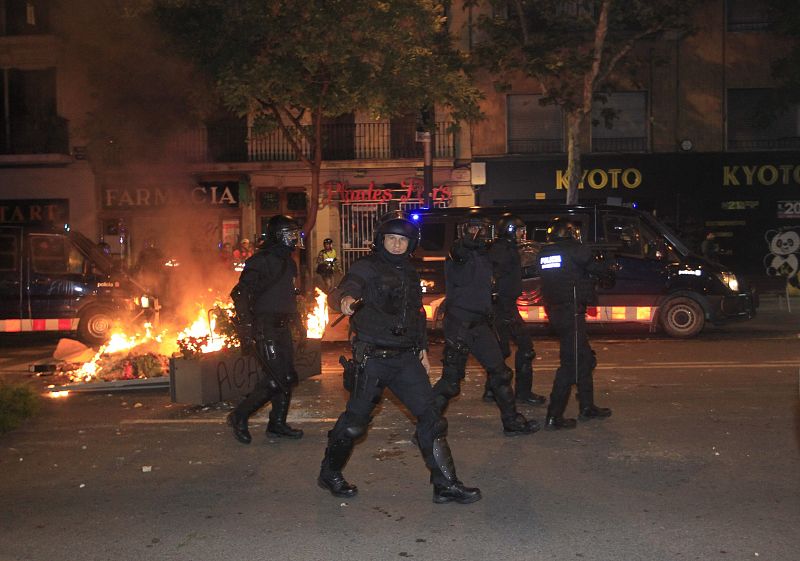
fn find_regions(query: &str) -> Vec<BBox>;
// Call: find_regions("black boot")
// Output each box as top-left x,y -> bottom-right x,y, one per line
579,404 -> 612,421
502,413 -> 541,436
422,436 -> 481,505
267,392 -> 304,439
226,391 -> 267,444
318,438 -> 358,498
516,392 -> 547,406
544,415 -> 577,430
433,481 -> 483,504
227,410 -> 252,444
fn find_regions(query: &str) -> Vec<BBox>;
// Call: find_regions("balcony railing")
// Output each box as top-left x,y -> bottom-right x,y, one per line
591,137 -> 648,152
156,121 -> 455,164
727,137 -> 800,151
508,138 -> 564,154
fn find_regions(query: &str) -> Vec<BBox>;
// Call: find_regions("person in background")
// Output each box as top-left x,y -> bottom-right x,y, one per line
227,215 -> 306,444
536,217 -> 613,431
431,210 -> 540,436
316,238 -> 340,293
318,211 -> 481,504
701,232 -> 720,263
487,213 -> 546,406
234,238 -> 254,262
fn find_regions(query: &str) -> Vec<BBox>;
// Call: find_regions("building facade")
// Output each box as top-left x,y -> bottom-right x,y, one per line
1,0 -> 796,288
464,0 -> 799,283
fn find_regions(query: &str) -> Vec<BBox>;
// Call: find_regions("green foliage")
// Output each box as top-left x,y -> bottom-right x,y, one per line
152,0 -> 482,126
467,0 -> 699,201
0,382 -> 40,434
470,0 -> 699,111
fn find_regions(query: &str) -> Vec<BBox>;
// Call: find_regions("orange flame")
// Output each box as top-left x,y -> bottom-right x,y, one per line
306,288 -> 329,339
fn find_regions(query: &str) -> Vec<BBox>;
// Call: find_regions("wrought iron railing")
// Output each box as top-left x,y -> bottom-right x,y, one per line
115,121 -> 455,165
727,137 -> 800,151
507,138 -> 564,153
591,137 -> 648,152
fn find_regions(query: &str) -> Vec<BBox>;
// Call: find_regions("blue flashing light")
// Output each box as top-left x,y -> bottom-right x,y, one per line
631,202 -> 638,208
411,213 -> 420,221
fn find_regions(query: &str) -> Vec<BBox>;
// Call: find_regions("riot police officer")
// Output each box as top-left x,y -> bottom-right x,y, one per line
318,210 -> 481,504
487,213 -> 546,406
536,217 -> 613,430
431,210 -> 539,436
227,215 -> 305,444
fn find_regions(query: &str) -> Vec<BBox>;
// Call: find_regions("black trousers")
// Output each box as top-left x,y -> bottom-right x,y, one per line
494,305 -> 535,394
433,314 -> 518,421
546,303 -> 595,417
235,322 -> 297,420
328,351 -> 452,485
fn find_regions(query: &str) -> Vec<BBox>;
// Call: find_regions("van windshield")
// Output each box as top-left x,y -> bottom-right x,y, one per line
642,214 -> 690,256
69,231 -> 115,275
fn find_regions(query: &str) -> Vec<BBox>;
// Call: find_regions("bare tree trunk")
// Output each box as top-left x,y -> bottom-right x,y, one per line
565,112 -> 583,205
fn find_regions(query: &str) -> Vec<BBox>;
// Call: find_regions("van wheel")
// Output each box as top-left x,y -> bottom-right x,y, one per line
660,297 -> 704,338
78,307 -> 115,346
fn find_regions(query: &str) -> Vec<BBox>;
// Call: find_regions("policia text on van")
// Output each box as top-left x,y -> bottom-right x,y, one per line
0,225 -> 158,345
410,204 -> 757,338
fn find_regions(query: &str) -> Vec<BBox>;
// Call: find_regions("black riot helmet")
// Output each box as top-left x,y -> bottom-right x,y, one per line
457,209 -> 493,248
547,216 -> 582,242
266,214 -> 305,249
496,214 -> 527,243
373,210 -> 419,253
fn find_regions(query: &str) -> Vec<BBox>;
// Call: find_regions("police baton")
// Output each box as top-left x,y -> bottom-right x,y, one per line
329,298 -> 364,328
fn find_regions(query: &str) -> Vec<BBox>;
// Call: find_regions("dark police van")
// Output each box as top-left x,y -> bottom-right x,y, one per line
0,225 -> 156,345
410,204 -> 757,338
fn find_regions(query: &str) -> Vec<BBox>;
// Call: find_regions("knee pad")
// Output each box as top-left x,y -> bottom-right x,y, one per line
331,412 -> 369,441
521,349 -> 536,361
443,342 -> 468,371
431,416 -> 448,438
488,365 -> 513,387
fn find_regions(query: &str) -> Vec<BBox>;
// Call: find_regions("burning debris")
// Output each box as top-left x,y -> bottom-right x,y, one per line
50,289 -> 330,386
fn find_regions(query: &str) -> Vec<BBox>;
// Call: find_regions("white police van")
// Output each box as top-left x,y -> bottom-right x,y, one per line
0,224 -> 157,345
410,204 -> 757,338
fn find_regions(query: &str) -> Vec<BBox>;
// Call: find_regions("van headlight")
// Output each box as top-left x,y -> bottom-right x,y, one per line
717,272 -> 739,292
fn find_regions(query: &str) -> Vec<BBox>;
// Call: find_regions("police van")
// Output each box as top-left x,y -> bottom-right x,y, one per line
410,204 -> 758,338
0,224 -> 157,345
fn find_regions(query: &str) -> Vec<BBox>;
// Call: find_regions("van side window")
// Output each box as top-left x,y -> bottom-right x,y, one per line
604,214 -> 672,260
525,220 -> 551,243
31,235 -> 85,275
0,234 -> 18,271
419,222 -> 446,251
604,215 -> 644,257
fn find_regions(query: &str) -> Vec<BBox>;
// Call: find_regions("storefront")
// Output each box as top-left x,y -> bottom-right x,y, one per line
99,178 -> 244,268
476,151 -> 800,282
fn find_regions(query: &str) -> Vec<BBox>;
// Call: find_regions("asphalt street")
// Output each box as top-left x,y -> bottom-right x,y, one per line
0,296 -> 798,561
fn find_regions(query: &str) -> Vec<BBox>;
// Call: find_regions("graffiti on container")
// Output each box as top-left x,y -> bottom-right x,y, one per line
216,355 -> 264,401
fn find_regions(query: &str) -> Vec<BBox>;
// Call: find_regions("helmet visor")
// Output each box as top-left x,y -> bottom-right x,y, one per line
279,228 -> 305,249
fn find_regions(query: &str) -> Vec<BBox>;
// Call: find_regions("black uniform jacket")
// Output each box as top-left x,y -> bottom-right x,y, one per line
536,239 -> 607,308
330,251 -> 427,350
235,243 -> 298,318
445,241 -> 494,320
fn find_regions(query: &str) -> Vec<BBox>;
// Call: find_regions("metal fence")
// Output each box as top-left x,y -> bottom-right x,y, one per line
110,121 -> 455,165
339,198 -> 449,272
